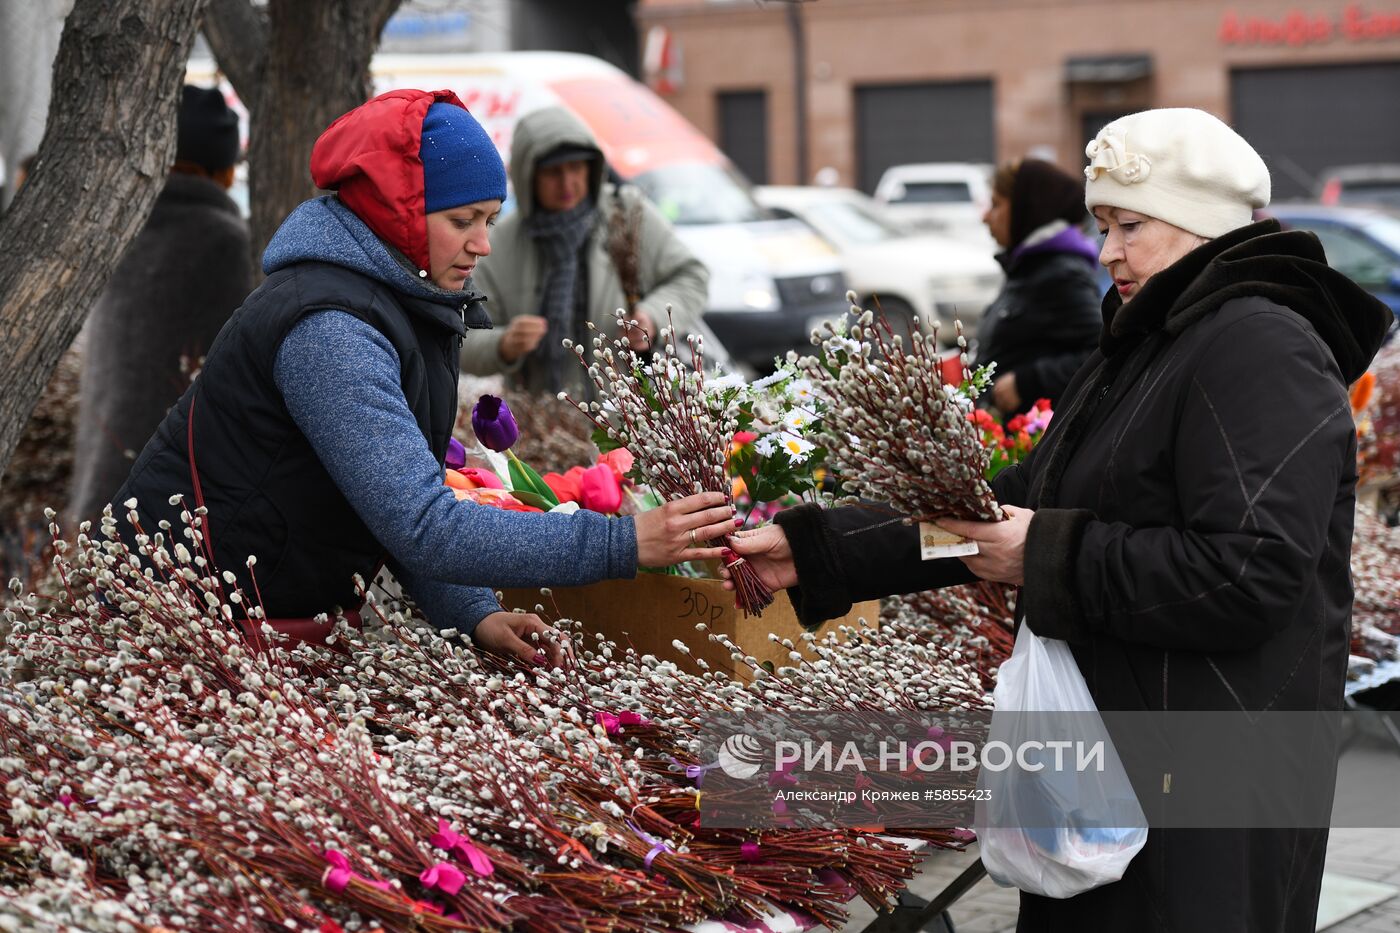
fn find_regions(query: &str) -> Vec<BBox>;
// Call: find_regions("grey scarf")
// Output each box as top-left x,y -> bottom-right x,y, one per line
526,199 -> 597,391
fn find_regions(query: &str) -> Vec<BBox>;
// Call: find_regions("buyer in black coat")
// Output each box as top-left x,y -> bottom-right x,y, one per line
978,159 -> 1102,414
726,109 -> 1393,931
68,86 -> 253,522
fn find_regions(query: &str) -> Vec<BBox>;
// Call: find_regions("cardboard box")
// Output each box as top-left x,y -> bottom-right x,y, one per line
497,574 -> 880,680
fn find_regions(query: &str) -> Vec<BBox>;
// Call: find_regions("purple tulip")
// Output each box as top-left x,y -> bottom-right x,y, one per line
471,394 -> 519,452
445,437 -> 467,471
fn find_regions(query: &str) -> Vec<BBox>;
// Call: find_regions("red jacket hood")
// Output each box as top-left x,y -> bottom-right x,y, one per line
310,89 -> 465,273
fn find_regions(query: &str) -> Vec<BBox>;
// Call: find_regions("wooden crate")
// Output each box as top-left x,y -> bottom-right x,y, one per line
497,574 -> 879,680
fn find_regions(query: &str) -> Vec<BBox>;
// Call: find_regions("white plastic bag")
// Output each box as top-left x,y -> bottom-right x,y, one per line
973,620 -> 1147,898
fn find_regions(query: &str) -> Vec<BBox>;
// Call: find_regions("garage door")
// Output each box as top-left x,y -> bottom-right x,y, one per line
854,80 -> 994,193
1231,62 -> 1400,200
717,90 -> 769,185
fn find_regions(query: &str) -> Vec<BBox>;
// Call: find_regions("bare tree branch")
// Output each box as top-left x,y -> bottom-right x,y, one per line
200,0 -> 268,99
0,0 -> 209,479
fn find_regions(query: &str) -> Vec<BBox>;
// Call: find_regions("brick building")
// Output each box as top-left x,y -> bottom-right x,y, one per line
635,0 -> 1400,199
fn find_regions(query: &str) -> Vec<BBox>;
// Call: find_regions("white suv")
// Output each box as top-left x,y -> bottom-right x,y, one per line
755,185 -> 1003,339
873,162 -> 996,250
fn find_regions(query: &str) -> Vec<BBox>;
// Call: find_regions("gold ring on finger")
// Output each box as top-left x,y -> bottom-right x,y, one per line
688,529 -> 698,548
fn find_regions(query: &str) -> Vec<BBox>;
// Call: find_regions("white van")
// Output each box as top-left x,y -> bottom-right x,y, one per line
374,52 -> 851,371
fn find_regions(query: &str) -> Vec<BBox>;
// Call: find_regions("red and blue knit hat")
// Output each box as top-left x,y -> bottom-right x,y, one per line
311,90 -> 507,272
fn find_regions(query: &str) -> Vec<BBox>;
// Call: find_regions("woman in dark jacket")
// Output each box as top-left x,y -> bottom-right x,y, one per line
977,159 -> 1102,414
727,108 -> 1393,931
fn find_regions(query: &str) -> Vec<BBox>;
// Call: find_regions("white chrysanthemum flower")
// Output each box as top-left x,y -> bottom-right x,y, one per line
780,409 -> 812,432
786,378 -> 816,403
753,434 -> 778,457
779,432 -> 815,464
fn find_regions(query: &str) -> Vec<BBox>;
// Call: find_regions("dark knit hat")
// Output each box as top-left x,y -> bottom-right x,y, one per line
537,144 -> 600,169
1008,159 -> 1088,250
420,102 -> 508,213
177,85 -> 240,172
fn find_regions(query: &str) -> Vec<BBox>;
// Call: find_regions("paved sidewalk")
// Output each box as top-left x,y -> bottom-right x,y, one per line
832,831 -> 1400,932
828,736 -> 1400,932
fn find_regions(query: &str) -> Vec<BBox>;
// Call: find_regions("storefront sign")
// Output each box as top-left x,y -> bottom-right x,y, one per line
1220,4 -> 1400,45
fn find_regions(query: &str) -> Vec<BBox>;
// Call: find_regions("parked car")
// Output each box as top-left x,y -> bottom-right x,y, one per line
1317,164 -> 1400,211
1264,204 -> 1400,322
871,162 -> 996,249
754,185 -> 1002,339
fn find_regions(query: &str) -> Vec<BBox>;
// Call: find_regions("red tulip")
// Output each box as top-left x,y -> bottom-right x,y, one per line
543,466 -> 585,504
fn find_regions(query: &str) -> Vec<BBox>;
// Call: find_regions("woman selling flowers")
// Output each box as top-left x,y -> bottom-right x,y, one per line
727,109 -> 1392,930
107,90 -> 736,664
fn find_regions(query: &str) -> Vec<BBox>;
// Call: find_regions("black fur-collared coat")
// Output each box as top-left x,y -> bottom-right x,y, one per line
775,220 -> 1393,932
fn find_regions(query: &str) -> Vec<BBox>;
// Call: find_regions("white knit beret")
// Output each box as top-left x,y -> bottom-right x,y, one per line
1083,108 -> 1270,239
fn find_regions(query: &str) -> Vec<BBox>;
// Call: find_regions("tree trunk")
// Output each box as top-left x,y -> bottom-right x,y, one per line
206,0 -> 403,275
0,0 -> 208,481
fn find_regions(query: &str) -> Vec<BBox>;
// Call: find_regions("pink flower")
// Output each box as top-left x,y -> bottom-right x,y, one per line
459,467 -> 503,489
579,462 -> 622,513
597,447 -> 635,483
456,488 -> 542,512
445,468 -> 504,491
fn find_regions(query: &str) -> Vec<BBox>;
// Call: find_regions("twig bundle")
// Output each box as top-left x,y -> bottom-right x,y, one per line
0,506 -> 991,929
563,311 -> 773,615
800,295 -> 1003,523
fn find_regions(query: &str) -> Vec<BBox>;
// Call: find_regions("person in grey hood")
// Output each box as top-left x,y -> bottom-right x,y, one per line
464,105 -> 709,395
725,109 -> 1394,931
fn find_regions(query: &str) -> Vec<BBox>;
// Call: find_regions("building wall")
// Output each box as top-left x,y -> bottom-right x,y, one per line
515,0 -> 641,76
636,0 -> 1400,188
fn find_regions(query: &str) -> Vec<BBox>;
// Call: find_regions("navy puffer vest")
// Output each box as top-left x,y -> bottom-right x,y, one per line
113,261 -> 489,616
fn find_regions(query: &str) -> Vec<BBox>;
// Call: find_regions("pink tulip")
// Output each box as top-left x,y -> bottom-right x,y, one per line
459,467 -> 503,490
597,447 -> 635,483
579,463 -> 623,513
